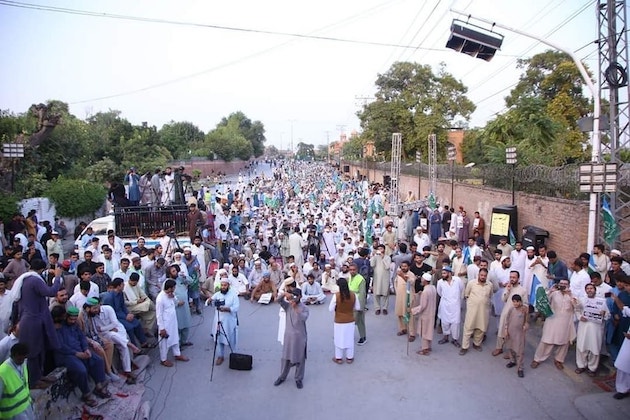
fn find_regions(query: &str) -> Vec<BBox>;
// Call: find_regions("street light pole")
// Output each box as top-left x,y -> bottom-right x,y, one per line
506,147 -> 517,206
450,8 -> 602,252
447,146 -> 456,206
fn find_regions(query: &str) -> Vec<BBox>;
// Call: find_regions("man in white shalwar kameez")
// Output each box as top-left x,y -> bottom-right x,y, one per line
92,299 -> 135,382
575,283 -> 609,376
210,279 -> 240,366
490,257 -> 511,317
156,279 -> 189,367
613,305 -> 630,399
436,267 -> 464,346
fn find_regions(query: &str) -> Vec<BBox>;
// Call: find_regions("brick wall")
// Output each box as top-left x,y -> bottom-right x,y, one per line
171,159 -> 251,178
352,164 -> 588,261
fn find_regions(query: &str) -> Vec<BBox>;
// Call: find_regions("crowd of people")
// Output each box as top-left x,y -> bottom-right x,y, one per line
0,159 -> 630,418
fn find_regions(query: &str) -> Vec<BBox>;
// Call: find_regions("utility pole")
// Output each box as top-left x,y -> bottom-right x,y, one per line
288,119 -> 296,157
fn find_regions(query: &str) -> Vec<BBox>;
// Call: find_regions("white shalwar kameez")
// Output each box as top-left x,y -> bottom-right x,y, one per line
437,276 -> 464,340
156,289 -> 181,361
614,306 -> 630,394
328,293 -> 360,359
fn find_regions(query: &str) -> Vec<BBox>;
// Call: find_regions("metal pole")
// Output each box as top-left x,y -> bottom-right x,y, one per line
451,161 -> 454,207
450,8 -> 601,252
418,162 -> 421,200
511,164 -> 515,206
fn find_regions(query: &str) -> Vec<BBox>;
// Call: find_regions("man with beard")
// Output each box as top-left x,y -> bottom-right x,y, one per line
274,288 -> 309,389
436,266 -> 464,347
145,258 -> 167,302
490,256 -> 511,320
575,283 -> 609,376
460,268 -> 495,355
370,244 -> 391,315
493,271 -> 528,357
156,279 -> 190,367
11,260 -> 63,388
51,306 -> 110,407
531,279 -> 578,370
348,263 -> 367,346
412,273 -> 437,355
91,297 -> 137,382
210,278 -> 239,366
510,242 -> 527,280
395,261 -> 416,340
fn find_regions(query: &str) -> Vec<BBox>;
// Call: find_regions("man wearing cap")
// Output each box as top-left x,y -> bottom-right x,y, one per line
412,273 -> 437,355
46,230 -> 63,261
210,278 -> 239,366
77,298 -> 118,383
490,256 -> 511,318
274,288 -> 309,389
493,271 -> 528,357
610,250 -> 630,275
51,305 -> 110,406
156,279 -> 190,367
460,268 -> 495,355
437,266 -> 464,347
250,272 -> 278,304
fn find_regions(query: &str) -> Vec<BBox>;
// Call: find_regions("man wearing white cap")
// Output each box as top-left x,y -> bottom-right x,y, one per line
47,230 -> 64,260
610,249 -> 630,275
412,272 -> 437,355
490,256 -> 511,317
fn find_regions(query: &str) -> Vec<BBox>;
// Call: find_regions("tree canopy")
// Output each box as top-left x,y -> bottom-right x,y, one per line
462,50 -> 592,165
0,101 -> 266,199
357,61 -> 475,161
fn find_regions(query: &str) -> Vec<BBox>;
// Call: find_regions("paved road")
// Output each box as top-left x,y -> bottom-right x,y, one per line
141,292 -> 626,420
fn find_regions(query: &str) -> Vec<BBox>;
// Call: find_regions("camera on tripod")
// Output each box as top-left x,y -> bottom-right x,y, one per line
214,299 -> 225,308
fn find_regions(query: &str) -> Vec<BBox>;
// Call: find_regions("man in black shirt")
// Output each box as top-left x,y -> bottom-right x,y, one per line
409,253 -> 433,292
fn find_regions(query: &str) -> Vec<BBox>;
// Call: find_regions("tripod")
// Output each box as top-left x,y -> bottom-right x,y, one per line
210,303 -> 233,382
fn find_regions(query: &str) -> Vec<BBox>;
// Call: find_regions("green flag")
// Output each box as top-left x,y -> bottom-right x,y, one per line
602,196 -> 619,246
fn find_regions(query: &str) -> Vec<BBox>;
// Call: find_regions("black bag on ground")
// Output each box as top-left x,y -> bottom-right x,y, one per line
229,353 -> 253,371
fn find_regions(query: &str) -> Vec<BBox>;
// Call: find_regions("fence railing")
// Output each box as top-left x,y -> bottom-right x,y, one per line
348,161 -> 630,200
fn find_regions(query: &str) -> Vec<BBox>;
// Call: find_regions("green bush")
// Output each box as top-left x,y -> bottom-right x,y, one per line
0,192 -> 19,224
46,177 -> 106,218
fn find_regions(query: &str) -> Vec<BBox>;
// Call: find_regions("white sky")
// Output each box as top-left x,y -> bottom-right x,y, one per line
0,0 -> 607,150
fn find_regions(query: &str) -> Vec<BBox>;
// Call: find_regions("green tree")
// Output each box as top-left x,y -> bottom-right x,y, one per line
205,124 -> 253,161
46,177 -> 106,218
295,142 -> 315,161
158,121 -> 205,159
86,110 -> 135,163
357,62 -> 475,160
217,112 -> 266,157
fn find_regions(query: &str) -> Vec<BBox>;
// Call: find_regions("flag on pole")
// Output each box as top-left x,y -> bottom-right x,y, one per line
509,226 -> 516,247
403,279 -> 411,325
428,193 -> 436,210
587,254 -> 597,275
602,196 -> 619,246
463,246 -> 472,265
529,274 -> 553,317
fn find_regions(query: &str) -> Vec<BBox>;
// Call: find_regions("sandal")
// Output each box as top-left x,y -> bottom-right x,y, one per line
81,394 -> 98,407
530,361 -> 540,369
397,330 -> 407,336
332,358 -> 343,364
345,358 -> 354,364
575,367 -> 586,374
93,387 -> 111,399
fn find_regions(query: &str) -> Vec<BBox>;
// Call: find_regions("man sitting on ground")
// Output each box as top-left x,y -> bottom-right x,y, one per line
301,273 -> 326,305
